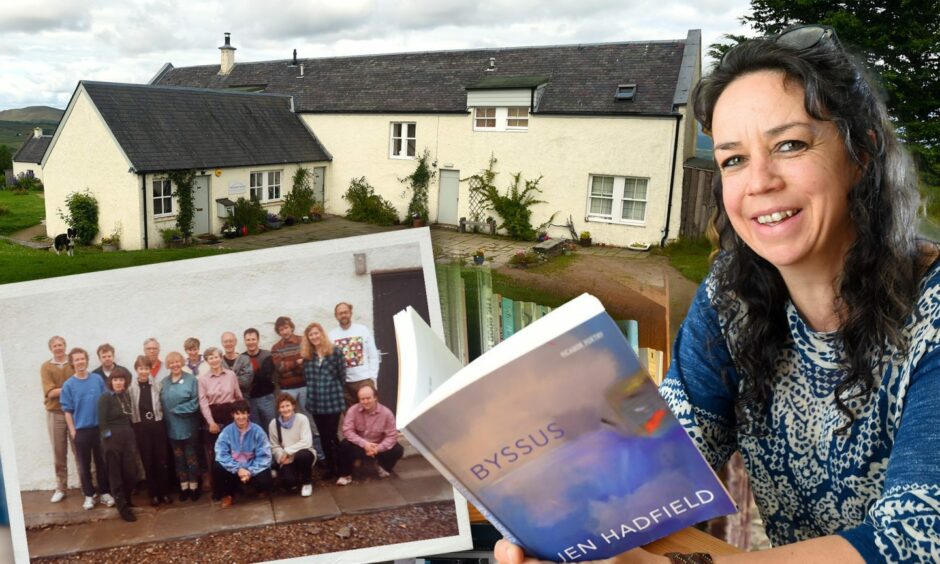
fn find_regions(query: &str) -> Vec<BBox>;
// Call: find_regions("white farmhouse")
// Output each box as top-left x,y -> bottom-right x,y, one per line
11,128 -> 50,183
151,32 -> 701,246
42,81 -> 330,249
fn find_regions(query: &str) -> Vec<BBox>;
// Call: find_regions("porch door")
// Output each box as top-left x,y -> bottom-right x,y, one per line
371,268 -> 429,414
437,169 -> 459,225
193,176 -> 210,235
313,166 -> 326,204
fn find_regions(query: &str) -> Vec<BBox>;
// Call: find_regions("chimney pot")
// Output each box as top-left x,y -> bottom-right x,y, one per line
487,57 -> 496,71
219,32 -> 237,75
33,127 -> 43,138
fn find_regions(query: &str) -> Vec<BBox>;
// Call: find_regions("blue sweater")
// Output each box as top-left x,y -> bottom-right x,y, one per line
214,421 -> 271,476
661,258 -> 940,563
60,373 -> 107,430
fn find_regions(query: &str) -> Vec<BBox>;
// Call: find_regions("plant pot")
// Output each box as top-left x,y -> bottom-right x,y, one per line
413,218 -> 426,228
267,221 -> 283,230
580,238 -> 592,247
102,243 -> 117,252
223,231 -> 238,239
473,255 -> 485,265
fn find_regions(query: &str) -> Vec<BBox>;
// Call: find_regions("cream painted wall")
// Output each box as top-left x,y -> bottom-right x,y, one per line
303,111 -> 691,246
144,161 -> 328,249
0,230 -> 435,491
11,162 -> 42,183
42,87 -> 141,247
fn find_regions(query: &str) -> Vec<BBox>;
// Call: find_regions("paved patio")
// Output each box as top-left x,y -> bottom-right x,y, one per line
21,454 -> 452,559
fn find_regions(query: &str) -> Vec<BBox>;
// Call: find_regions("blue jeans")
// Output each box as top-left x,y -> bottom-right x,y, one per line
283,387 -> 325,460
249,393 -> 276,429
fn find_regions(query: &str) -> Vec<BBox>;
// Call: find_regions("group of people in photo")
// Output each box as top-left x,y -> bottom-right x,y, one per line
39,302 -> 404,522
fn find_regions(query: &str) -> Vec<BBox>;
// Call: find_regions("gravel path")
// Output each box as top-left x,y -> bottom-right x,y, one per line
32,502 -> 459,563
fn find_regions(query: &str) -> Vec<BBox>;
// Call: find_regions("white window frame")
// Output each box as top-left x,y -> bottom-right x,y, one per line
471,106 -> 530,132
153,178 -> 173,217
249,170 -> 283,202
586,174 -> 648,225
390,122 -> 416,159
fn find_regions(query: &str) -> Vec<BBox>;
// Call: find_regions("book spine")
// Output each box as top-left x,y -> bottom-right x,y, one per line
402,427 -> 520,546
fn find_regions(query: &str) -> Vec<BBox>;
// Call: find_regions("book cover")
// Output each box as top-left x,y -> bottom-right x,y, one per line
395,294 -> 735,562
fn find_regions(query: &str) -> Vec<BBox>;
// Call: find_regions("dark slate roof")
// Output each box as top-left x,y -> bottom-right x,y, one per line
13,135 -> 52,164
80,81 -> 331,173
153,39 -> 690,116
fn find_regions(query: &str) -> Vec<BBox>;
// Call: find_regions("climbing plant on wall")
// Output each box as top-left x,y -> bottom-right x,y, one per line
167,169 -> 196,240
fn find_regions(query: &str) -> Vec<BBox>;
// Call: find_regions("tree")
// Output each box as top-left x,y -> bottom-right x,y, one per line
0,145 -> 12,183
711,1 -> 940,183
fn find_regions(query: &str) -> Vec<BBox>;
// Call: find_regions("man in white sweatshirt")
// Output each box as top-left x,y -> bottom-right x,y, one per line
329,301 -> 380,408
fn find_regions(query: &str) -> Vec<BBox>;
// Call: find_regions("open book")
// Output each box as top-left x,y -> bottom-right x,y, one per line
394,293 -> 735,562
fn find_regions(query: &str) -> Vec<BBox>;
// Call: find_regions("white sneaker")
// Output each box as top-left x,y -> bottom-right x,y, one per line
99,493 -> 116,507
376,466 -> 391,479
82,496 -> 96,510
301,484 -> 313,497
50,490 -> 66,503
335,476 -> 353,486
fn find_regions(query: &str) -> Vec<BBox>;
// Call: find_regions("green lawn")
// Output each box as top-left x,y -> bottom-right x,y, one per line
0,240 -> 233,285
0,190 -> 45,235
489,254 -> 580,308
654,237 -> 714,284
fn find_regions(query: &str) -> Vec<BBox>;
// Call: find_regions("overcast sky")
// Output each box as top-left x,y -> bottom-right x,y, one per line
0,0 -> 754,111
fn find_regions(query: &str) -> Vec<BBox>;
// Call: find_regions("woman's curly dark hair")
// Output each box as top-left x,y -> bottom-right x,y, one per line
692,34 -> 922,433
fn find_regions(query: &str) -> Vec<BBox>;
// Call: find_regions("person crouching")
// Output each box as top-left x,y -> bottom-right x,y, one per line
212,400 -> 272,508
269,393 -> 317,497
97,367 -> 140,522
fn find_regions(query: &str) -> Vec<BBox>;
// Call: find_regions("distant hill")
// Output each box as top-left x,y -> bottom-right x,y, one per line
0,106 -> 63,122
0,120 -> 59,152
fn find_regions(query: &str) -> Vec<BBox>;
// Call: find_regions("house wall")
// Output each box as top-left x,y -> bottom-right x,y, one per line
0,233 -> 428,491
144,161 -> 329,249
303,112 -> 687,246
11,161 -> 43,183
42,88 -> 141,247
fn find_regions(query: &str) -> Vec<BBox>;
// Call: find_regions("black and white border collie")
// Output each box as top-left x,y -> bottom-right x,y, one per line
53,228 -> 76,256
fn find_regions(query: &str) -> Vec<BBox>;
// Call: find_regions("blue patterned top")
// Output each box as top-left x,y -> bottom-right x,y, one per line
661,259 -> 940,563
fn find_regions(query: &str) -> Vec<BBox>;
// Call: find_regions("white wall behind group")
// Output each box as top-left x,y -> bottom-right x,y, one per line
0,229 -> 439,492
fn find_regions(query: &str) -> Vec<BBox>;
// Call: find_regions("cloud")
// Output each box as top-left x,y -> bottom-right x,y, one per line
0,1 -> 91,33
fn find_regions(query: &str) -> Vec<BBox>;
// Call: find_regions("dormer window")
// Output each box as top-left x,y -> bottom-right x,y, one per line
614,84 -> 637,101
472,107 -> 529,132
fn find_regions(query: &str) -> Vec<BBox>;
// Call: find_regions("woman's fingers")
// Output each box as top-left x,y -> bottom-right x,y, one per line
494,539 -> 526,564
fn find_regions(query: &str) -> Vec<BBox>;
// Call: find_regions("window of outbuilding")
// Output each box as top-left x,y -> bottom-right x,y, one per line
587,174 -> 648,224
250,170 -> 283,202
390,122 -> 417,158
153,179 -> 173,216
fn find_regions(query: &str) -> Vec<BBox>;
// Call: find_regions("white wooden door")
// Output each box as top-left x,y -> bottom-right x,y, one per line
193,176 -> 210,235
437,169 -> 460,225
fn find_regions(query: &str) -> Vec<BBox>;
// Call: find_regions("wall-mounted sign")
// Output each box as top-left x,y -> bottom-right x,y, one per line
228,182 -> 246,195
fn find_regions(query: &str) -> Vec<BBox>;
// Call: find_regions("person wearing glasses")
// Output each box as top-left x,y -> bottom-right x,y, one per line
497,25 -> 939,564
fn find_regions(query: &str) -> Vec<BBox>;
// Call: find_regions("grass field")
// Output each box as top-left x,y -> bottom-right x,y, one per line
0,190 -> 45,235
0,120 -> 58,151
0,240 -> 232,285
653,237 -> 714,283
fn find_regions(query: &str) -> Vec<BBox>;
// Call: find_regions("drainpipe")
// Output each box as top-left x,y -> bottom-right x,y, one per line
140,172 -> 149,249
660,114 -> 682,247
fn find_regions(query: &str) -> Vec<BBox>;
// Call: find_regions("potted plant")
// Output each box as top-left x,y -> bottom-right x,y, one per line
266,212 -> 283,230
412,211 -> 427,228
221,223 -> 238,239
472,248 -> 486,265
309,203 -> 325,222
160,227 -> 184,248
100,224 -> 121,252
579,231 -> 592,247
537,230 -> 549,242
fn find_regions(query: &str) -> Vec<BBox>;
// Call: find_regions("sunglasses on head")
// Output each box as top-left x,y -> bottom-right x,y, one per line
719,24 -> 839,69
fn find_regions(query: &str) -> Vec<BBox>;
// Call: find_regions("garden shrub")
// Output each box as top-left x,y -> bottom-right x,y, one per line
280,167 -> 316,221
466,156 -> 546,241
343,177 -> 400,226
58,189 -> 99,244
401,150 -> 434,222
167,170 -> 196,239
228,197 -> 267,234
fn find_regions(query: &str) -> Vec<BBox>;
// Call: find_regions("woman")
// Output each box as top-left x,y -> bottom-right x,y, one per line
160,351 -> 202,502
183,337 -> 209,379
301,322 -> 346,480
129,355 -> 172,506
497,26 -> 939,563
97,366 -> 139,522
198,346 -> 243,498
268,392 -> 317,496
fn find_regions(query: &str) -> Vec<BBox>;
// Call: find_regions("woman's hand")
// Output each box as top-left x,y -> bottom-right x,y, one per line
494,539 -> 667,564
209,422 -> 220,434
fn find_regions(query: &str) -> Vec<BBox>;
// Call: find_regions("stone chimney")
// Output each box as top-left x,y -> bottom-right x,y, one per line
33,127 -> 43,138
219,32 -> 236,76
